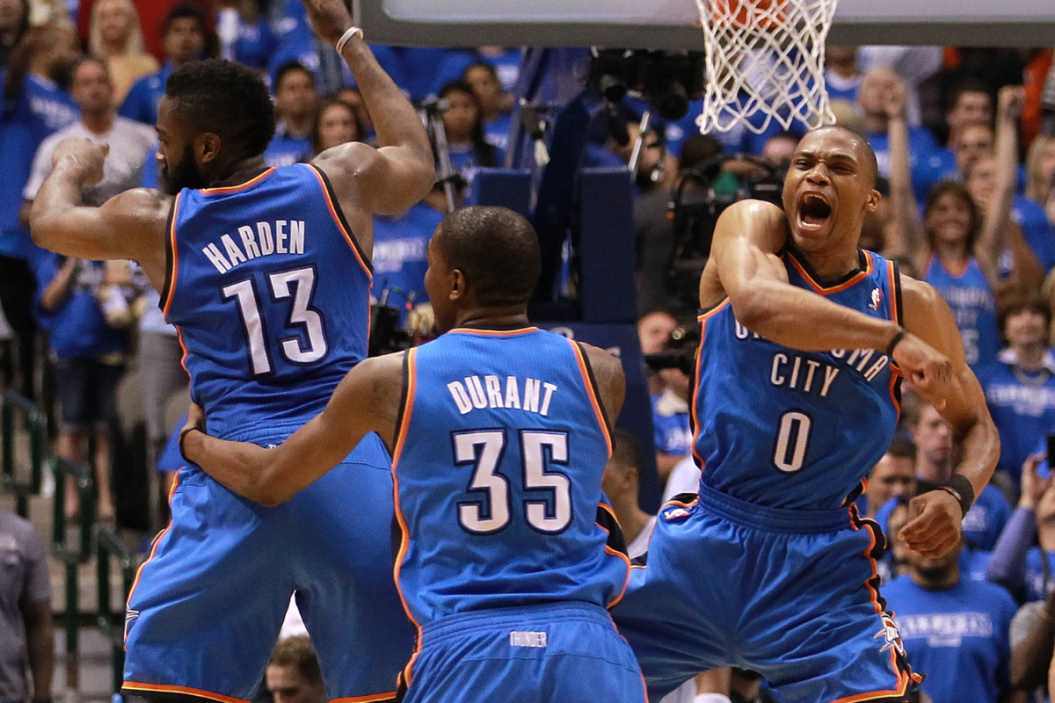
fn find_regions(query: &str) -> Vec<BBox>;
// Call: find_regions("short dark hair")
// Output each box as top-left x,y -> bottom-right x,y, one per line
275,61 -> 315,92
435,207 -> 540,307
163,1 -> 207,35
166,59 -> 276,162
923,180 -> 980,253
269,636 -> 321,685
946,78 -> 992,116
610,430 -> 645,474
886,437 -> 917,462
997,296 -> 1052,337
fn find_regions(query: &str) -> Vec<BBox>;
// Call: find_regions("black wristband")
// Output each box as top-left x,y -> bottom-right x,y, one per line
179,426 -> 202,463
886,327 -> 908,356
940,474 -> 975,517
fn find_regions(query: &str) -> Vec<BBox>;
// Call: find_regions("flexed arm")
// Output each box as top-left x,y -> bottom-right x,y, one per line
884,79 -> 927,271
305,0 -> 435,226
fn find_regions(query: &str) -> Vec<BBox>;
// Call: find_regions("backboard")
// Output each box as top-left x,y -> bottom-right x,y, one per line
354,0 -> 1055,48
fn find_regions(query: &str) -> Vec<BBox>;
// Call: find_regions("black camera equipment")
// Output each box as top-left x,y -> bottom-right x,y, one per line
587,49 -> 705,122
644,325 -> 699,376
665,153 -> 785,311
418,97 -> 462,213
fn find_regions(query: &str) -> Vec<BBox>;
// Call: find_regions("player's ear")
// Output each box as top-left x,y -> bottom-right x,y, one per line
196,132 -> 222,164
865,188 -> 881,212
449,269 -> 465,300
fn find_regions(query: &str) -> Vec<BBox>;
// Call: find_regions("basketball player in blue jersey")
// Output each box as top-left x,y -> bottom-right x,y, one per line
28,1 -> 435,702
180,206 -> 647,703
611,126 -> 1001,703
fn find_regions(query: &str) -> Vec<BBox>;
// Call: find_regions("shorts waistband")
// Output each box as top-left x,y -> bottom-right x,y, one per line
420,602 -> 613,646
695,481 -> 854,533
217,419 -> 309,444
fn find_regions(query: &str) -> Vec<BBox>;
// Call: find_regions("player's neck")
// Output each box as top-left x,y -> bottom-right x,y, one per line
453,307 -> 531,331
210,156 -> 269,188
795,245 -> 862,283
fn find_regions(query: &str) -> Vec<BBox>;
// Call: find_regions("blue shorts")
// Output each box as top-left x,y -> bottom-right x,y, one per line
401,602 -> 646,703
612,484 -> 921,703
123,428 -> 414,703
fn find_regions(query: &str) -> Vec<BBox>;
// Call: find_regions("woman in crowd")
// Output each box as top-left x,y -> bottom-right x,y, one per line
1026,134 -> 1055,228
436,80 -> 501,199
889,82 -> 1041,369
87,0 -> 158,103
309,96 -> 362,157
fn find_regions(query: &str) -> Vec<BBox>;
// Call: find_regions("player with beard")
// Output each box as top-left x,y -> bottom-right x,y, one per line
611,126 -> 1000,702
28,1 -> 435,702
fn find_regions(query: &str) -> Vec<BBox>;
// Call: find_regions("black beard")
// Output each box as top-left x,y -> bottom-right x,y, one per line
159,144 -> 207,195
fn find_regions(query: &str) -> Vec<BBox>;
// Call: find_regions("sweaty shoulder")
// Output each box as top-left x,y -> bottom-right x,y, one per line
579,342 -> 625,425
899,274 -> 967,368
311,141 -> 378,179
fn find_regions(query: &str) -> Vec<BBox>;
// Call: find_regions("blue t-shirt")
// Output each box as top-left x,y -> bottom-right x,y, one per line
884,575 -> 1016,703
0,74 -> 78,260
1013,196 -> 1055,272
371,202 -> 443,320
1024,547 -> 1055,602
924,256 -> 999,370
34,256 -> 128,360
874,485 -> 1010,552
651,390 -> 691,456
976,351 -> 1055,488
483,112 -> 513,152
118,63 -> 172,126
263,129 -> 312,167
234,16 -> 277,70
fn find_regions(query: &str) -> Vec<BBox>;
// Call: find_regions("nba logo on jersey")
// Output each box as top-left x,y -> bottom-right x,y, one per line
869,288 -> 882,311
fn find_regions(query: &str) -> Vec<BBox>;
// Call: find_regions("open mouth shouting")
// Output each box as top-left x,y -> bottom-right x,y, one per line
796,192 -> 833,232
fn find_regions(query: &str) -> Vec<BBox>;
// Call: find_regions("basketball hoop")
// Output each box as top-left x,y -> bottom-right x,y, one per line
695,0 -> 839,135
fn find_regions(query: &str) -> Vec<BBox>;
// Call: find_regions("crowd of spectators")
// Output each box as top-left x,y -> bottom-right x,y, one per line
2,0 -> 1055,701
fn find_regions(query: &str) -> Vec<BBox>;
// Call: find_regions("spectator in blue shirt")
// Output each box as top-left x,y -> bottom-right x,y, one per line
824,45 -> 862,104
265,61 -> 316,167
977,299 -> 1055,489
0,20 -> 78,398
118,2 -> 208,126
1024,135 -> 1055,232
36,256 -> 136,521
436,80 -> 502,202
865,439 -> 918,519
884,504 -> 1018,703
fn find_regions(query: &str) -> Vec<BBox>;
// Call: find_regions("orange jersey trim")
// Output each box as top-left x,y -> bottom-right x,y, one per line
126,472 -> 181,609
175,327 -> 190,375
788,250 -> 874,296
689,315 -> 710,467
330,693 -> 398,703
161,191 -> 183,317
569,339 -> 612,456
447,326 -> 541,337
885,260 -> 899,327
305,165 -> 372,279
696,297 -> 731,322
390,347 -> 422,687
595,501 -> 632,608
122,683 -> 247,703
198,168 -> 276,195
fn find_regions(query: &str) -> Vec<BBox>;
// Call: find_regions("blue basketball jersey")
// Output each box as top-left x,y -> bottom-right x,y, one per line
924,256 -> 998,369
693,249 -> 903,511
162,164 -> 372,439
392,327 -> 630,627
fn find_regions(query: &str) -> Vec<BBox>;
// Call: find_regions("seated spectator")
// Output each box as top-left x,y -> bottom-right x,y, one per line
977,299 -> 1055,489
435,80 -> 502,200
0,506 -> 53,703
119,2 -> 208,126
308,96 -> 362,158
0,0 -> 28,69
266,636 -> 326,703
602,429 -> 656,557
888,83 -> 1036,369
638,308 -> 677,398
884,502 -> 1018,703
88,0 -> 159,104
463,61 -> 513,150
987,455 -> 1055,603
214,0 -> 276,72
265,61 -> 317,167
865,438 -> 917,518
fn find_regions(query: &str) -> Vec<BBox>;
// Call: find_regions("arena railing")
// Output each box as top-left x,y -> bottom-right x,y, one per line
95,524 -> 135,694
1,389 -> 45,518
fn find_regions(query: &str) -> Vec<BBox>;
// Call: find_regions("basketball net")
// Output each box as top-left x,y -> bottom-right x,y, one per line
695,0 -> 839,134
